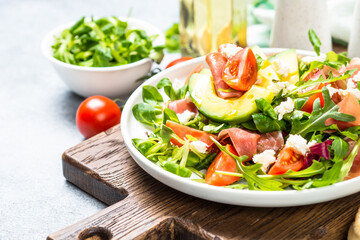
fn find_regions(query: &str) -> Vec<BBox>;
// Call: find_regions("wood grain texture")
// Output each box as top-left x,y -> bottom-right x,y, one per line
49,124 -> 360,240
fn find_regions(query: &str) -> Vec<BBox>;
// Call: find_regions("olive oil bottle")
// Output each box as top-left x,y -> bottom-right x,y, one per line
180,0 -> 247,57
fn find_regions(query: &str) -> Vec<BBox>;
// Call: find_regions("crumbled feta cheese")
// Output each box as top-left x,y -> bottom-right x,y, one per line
301,55 -> 326,65
190,141 -> 208,154
347,78 -> 357,90
220,44 -> 242,59
286,134 -> 309,156
274,97 -> 295,120
269,81 -> 289,95
352,72 -> 360,82
177,110 -> 195,124
272,59 -> 291,78
252,150 -> 276,173
268,81 -> 297,95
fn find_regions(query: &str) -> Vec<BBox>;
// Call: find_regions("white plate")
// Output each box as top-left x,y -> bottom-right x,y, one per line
121,48 -> 360,207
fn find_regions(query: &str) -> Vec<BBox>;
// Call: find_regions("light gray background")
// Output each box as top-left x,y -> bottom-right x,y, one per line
0,0 -> 178,239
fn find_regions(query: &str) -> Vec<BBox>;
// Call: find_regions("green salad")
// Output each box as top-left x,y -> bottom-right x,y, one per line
52,16 -> 164,67
131,31 -> 360,191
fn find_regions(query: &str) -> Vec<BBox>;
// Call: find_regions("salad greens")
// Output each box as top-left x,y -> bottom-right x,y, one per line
131,33 -> 360,191
52,16 -> 164,67
164,23 -> 180,52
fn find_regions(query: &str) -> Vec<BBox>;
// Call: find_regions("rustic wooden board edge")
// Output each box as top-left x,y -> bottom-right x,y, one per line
62,155 -> 127,205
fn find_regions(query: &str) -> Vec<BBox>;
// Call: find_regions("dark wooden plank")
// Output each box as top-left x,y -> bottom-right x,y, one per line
49,124 -> 360,240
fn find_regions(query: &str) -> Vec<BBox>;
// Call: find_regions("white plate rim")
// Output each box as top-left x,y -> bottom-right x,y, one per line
121,48 -> 360,207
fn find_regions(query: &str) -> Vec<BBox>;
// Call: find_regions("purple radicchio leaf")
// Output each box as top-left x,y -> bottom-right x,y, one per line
303,140 -> 333,169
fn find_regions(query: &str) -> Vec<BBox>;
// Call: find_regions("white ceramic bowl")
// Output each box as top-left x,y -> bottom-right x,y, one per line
42,17 -> 165,98
121,48 -> 360,207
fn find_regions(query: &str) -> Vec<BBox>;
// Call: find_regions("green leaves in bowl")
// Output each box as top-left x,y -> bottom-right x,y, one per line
52,16 -> 164,67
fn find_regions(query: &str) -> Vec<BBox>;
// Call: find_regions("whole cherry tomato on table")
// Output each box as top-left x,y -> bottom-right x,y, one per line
166,56 -> 193,69
76,96 -> 121,139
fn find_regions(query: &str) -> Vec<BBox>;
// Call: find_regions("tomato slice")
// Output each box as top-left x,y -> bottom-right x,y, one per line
222,47 -> 258,91
300,83 -> 325,113
205,145 -> 240,186
185,64 -> 205,84
166,57 -> 193,69
165,120 -> 216,147
268,147 -> 304,175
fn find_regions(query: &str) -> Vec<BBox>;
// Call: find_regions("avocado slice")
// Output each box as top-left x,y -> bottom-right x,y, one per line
189,69 -> 274,123
268,49 -> 299,84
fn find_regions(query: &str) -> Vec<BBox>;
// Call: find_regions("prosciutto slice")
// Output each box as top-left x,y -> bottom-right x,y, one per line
347,57 -> 360,77
168,98 -> 198,114
345,139 -> 360,180
325,93 -> 360,130
205,52 -> 243,99
257,131 -> 284,154
218,128 -> 260,159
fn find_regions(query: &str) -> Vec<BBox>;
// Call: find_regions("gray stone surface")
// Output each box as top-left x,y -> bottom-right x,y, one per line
0,0 -> 179,239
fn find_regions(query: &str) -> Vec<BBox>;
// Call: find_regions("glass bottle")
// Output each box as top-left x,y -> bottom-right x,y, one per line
180,0 -> 247,57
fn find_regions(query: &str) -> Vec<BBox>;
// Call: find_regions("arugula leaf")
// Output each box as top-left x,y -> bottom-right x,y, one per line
255,98 -> 277,120
142,85 -> 163,105
290,87 -> 356,136
252,113 -> 286,133
338,138 -> 360,181
308,29 -> 321,56
273,161 -> 325,178
329,136 -> 349,162
294,98 -> 308,110
290,70 -> 355,95
312,161 -> 343,187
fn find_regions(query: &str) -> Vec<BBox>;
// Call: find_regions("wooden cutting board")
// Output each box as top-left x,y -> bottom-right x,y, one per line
48,124 -> 360,240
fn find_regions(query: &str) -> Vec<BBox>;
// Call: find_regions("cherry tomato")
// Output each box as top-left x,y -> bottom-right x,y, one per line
268,147 -> 304,175
205,145 -> 240,186
166,57 -> 193,69
222,47 -> 258,91
76,96 -> 121,139
301,83 -> 324,113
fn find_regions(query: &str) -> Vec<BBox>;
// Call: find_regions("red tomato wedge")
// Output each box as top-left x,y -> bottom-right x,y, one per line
268,147 -> 304,175
205,145 -> 240,186
165,120 -> 216,147
166,57 -> 193,69
185,64 -> 205,84
301,83 -> 325,113
222,47 -> 258,91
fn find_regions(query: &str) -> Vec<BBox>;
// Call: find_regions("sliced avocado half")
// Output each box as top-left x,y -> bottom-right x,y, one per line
189,69 -> 273,123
